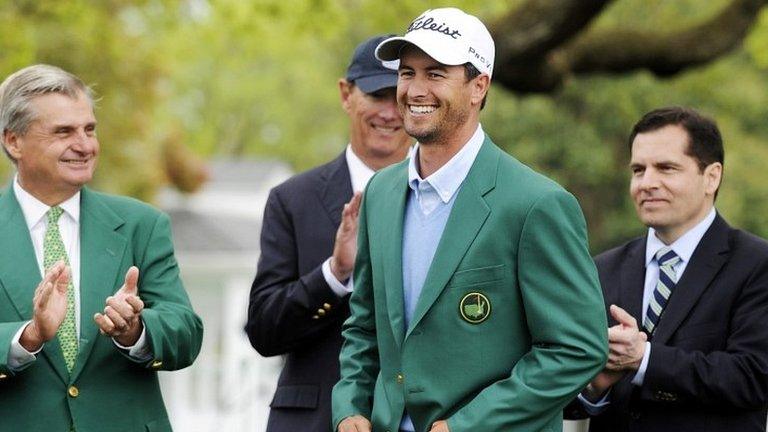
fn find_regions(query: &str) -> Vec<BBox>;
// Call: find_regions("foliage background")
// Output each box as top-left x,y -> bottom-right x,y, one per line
2,0 -> 768,252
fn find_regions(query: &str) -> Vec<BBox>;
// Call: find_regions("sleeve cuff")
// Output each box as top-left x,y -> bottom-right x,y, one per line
322,258 -> 353,297
631,341 -> 651,386
8,322 -> 41,371
578,390 -> 611,415
113,321 -> 152,361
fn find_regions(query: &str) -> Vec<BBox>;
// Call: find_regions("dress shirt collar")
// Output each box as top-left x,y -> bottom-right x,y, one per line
645,207 -> 716,267
345,145 -> 377,192
14,175 -> 81,230
407,124 -> 485,202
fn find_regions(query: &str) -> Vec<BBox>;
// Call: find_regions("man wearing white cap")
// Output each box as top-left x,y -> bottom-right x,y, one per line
332,7 -> 608,432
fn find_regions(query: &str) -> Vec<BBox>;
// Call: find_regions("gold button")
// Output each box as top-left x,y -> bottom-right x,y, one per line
317,309 -> 326,316
323,303 -> 332,311
68,386 -> 79,398
312,315 -> 319,320
151,360 -> 163,369
396,374 -> 404,384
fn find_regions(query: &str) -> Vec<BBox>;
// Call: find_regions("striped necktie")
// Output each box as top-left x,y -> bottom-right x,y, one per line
44,206 -> 78,372
643,247 -> 681,335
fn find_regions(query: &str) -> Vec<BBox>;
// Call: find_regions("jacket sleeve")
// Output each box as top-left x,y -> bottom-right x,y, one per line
640,253 -> 768,408
448,190 -> 608,431
331,189 -> 379,429
138,212 -> 204,371
245,187 -> 348,357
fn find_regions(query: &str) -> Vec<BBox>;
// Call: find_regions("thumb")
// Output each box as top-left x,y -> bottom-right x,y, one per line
609,304 -> 637,329
122,266 -> 139,295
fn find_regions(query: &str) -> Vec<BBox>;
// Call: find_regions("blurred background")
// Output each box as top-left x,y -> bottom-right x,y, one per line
2,0 -> 768,430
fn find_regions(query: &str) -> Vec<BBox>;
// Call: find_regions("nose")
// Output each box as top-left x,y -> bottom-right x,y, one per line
378,96 -> 400,121
638,169 -> 660,190
70,129 -> 96,153
405,75 -> 428,100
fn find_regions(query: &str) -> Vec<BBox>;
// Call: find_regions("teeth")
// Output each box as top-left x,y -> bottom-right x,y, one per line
373,125 -> 397,133
409,105 -> 436,114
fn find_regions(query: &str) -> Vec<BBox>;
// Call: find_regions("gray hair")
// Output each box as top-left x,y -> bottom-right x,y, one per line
0,64 -> 95,162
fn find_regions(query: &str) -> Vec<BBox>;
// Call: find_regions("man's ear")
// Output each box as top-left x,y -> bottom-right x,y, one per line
703,161 -> 723,197
2,129 -> 22,161
339,78 -> 354,114
470,74 -> 490,108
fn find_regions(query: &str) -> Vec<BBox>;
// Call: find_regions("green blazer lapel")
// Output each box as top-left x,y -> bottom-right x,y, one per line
71,187 -> 127,381
0,184 -> 69,382
406,138 -> 499,338
0,184 -> 40,320
381,164 -> 409,349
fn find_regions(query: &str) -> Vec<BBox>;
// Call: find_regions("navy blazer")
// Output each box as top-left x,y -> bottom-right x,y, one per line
566,214 -> 768,431
246,152 -> 353,432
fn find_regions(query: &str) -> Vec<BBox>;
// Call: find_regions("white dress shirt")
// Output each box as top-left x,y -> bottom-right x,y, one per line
8,177 -> 149,370
321,145 -> 383,297
579,207 -> 716,412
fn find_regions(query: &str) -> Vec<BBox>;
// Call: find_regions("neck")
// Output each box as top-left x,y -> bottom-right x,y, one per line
349,144 -> 409,172
17,177 -> 78,207
418,119 -> 478,178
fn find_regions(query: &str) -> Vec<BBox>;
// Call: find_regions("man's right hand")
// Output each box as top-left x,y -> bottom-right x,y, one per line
584,369 -> 625,401
330,192 -> 362,282
20,261 -> 70,352
338,414 -> 371,432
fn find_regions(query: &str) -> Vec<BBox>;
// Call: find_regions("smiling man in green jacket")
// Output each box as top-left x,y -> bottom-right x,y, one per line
332,8 -> 607,432
0,64 -> 202,432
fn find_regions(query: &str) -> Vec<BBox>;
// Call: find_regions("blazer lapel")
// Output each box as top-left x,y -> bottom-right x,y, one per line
652,214 -> 729,344
71,188 -> 127,381
382,163 -> 409,349
0,185 -> 40,321
0,184 -> 68,383
405,139 -> 498,338
320,153 -> 353,227
619,239 -> 646,325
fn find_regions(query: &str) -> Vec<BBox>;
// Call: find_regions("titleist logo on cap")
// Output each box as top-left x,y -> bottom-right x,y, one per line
407,15 -> 462,39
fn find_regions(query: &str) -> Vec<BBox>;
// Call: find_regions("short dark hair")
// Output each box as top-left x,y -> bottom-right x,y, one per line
628,106 -> 724,172
464,63 -> 487,110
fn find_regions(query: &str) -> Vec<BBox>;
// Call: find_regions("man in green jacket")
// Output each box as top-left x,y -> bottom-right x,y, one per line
0,64 -> 203,431
332,8 -> 607,432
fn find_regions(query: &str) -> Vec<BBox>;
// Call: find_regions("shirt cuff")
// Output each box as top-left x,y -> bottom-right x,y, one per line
112,321 -> 152,361
631,341 -> 652,386
8,322 -> 41,371
322,258 -> 353,297
578,390 -> 611,415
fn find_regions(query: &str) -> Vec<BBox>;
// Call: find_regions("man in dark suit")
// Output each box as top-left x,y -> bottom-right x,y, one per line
0,64 -> 203,431
567,107 -> 768,431
245,35 -> 411,432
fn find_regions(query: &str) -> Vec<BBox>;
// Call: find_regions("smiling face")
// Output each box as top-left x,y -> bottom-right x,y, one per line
396,46 -> 487,147
340,81 -> 410,170
4,91 -> 99,205
629,124 -> 722,244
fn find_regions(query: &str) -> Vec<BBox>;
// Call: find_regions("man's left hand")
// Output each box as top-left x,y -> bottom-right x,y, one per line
94,266 -> 145,346
605,305 -> 647,371
429,420 -> 450,432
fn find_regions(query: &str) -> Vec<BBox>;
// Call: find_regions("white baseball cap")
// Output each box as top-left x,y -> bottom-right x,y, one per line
375,8 -> 495,78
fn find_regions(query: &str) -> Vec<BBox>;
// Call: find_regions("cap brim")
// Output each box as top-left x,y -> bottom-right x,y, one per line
375,37 -> 410,62
355,73 -> 398,93
376,34 -> 466,66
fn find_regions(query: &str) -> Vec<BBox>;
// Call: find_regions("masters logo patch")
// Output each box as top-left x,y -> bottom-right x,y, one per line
459,292 -> 491,324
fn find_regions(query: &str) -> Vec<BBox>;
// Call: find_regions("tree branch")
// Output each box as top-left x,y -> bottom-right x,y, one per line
567,0 -> 768,75
491,0 -> 768,93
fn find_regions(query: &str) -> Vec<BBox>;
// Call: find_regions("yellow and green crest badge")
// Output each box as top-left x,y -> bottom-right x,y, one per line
459,292 -> 491,323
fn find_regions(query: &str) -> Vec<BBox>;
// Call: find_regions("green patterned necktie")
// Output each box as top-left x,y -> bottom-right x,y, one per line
44,206 -> 78,372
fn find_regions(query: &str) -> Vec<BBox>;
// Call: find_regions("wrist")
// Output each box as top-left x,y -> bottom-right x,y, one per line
330,258 -> 351,282
19,323 -> 44,352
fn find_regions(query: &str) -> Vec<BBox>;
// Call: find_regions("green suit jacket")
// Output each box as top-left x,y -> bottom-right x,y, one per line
0,185 -> 203,432
332,138 -> 608,432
